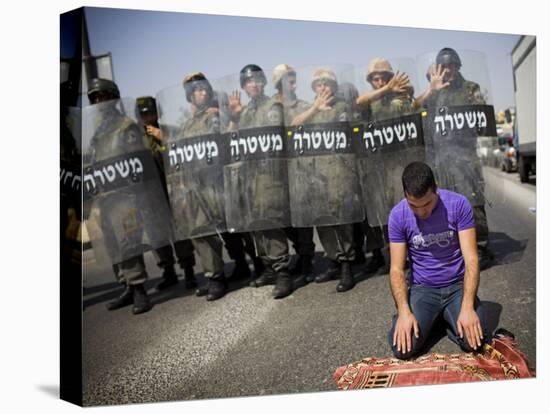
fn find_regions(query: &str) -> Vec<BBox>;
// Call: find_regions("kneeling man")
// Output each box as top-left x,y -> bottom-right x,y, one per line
388,162 -> 490,359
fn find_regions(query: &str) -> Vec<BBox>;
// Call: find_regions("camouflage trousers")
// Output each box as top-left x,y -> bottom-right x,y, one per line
285,227 -> 316,257
252,229 -> 291,273
153,239 -> 196,270
192,235 -> 225,280
113,255 -> 148,286
316,224 -> 356,262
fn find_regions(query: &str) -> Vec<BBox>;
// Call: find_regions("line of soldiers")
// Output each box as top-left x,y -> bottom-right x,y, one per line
77,47 -> 494,315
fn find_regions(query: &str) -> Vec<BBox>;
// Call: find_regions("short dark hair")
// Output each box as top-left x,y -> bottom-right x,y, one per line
402,162 -> 437,198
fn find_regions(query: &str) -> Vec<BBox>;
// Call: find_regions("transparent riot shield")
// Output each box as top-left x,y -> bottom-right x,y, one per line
416,50 -> 503,208
212,70 -> 290,232
156,82 -> 228,240
61,105 -> 82,266
349,59 -> 424,226
282,64 -> 364,227
82,98 -> 173,266
352,113 -> 426,227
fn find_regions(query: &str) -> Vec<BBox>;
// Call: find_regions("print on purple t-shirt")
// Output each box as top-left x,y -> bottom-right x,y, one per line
388,189 -> 475,288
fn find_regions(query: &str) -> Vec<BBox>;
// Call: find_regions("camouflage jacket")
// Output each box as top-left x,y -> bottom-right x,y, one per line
238,94 -> 284,129
306,99 -> 349,124
369,89 -> 414,122
424,73 -> 485,109
89,110 -> 145,163
273,94 -> 310,126
180,106 -> 220,138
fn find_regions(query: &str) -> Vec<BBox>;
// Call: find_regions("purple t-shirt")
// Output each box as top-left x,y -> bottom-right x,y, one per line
388,189 -> 475,288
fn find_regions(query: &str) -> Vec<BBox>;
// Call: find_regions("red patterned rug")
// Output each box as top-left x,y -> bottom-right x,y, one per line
334,335 -> 534,390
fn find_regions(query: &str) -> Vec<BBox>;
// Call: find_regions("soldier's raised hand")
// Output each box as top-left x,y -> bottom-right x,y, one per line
228,90 -> 242,115
146,125 -> 162,142
387,70 -> 410,94
429,64 -> 451,91
314,88 -> 335,112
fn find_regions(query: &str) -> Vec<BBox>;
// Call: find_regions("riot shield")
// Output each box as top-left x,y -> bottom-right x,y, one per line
282,64 -> 364,227
416,50 -> 502,208
213,70 -> 291,232
349,59 -> 424,227
61,105 -> 83,265
352,113 -> 426,227
82,98 -> 173,265
156,82 -> 228,240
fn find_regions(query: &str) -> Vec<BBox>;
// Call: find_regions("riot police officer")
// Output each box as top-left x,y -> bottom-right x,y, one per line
175,72 -> 230,301
86,78 -> 153,315
227,64 -> 294,299
272,63 -> 316,285
356,58 -> 416,274
415,48 -> 494,269
135,96 -> 198,291
291,68 -> 357,292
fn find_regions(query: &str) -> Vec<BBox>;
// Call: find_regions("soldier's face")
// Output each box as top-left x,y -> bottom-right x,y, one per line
442,64 -> 458,82
244,77 -> 265,98
140,112 -> 157,126
192,87 -> 209,108
282,74 -> 297,95
405,188 -> 438,220
370,72 -> 391,90
89,92 -> 117,105
314,80 -> 335,96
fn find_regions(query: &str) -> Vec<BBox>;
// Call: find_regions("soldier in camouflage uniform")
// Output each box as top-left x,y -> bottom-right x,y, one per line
292,68 -> 357,292
87,79 -> 153,315
175,72 -> 230,301
415,48 -> 493,269
355,58 -> 415,274
271,63 -> 316,285
227,64 -> 293,299
135,96 -> 198,292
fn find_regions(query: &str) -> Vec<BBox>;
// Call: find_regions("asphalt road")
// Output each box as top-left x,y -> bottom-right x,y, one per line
81,166 -> 536,406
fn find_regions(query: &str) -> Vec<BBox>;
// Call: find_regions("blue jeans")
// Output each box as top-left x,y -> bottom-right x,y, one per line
388,280 -> 490,359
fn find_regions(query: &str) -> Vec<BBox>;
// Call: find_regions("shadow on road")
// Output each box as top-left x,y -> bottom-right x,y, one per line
83,260 -> 269,310
489,231 -> 528,266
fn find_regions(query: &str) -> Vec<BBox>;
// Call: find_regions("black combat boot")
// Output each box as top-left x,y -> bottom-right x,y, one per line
336,262 -> 355,293
252,256 -> 265,277
154,265 -> 179,291
183,265 -> 198,289
364,249 -> 385,274
195,281 -> 209,297
315,260 -> 340,283
273,271 -> 293,299
206,276 -> 228,301
292,255 -> 314,287
229,257 -> 252,281
132,284 -> 153,315
250,269 -> 277,287
106,285 -> 134,310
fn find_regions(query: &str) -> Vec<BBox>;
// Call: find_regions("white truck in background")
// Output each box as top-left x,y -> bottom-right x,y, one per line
511,35 -> 536,182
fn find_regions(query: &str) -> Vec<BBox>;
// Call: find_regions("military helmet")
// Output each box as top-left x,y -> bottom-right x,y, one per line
183,72 -> 213,103
136,96 -> 157,114
272,63 -> 296,90
436,48 -> 462,68
366,58 -> 394,83
87,78 -> 120,102
311,68 -> 338,91
239,64 -> 267,88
